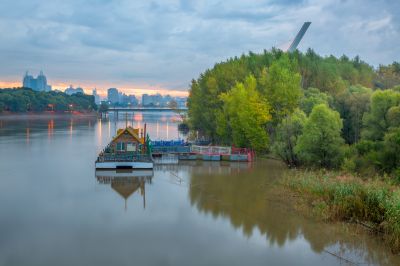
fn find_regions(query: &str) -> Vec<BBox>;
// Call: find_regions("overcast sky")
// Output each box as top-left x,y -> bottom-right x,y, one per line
0,0 -> 399,95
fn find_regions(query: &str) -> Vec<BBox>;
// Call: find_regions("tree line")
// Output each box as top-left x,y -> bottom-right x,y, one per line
187,48 -> 400,177
0,88 -> 97,112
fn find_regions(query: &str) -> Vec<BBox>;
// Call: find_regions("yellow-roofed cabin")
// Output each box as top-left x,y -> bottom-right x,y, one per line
95,125 -> 153,169
109,127 -> 145,154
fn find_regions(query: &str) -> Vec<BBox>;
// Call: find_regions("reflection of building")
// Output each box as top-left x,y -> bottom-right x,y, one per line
23,71 -> 52,91
96,170 -> 153,210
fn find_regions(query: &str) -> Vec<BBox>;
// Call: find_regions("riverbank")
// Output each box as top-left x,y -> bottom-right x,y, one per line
0,111 -> 98,120
281,169 -> 400,253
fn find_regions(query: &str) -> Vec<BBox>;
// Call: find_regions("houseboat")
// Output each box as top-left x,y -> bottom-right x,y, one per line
95,125 -> 154,169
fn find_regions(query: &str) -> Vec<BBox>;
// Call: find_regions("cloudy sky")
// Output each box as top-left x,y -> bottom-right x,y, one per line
0,0 -> 399,96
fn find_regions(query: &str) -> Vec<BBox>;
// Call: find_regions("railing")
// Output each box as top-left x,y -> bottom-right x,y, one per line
231,147 -> 252,155
231,146 -> 255,161
190,145 -> 231,155
150,140 -> 186,146
105,107 -> 188,112
152,146 -> 191,153
96,153 -> 152,162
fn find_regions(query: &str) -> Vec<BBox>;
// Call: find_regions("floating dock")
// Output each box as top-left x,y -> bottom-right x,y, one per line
96,127 -> 254,170
95,125 -> 154,169
95,159 -> 153,169
151,142 -> 254,163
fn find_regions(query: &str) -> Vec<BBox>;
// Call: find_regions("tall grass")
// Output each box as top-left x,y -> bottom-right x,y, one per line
283,170 -> 400,252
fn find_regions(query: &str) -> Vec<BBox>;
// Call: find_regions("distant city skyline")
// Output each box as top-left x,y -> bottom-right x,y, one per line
105,87 -> 186,107
18,70 -> 187,106
5,71 -> 188,97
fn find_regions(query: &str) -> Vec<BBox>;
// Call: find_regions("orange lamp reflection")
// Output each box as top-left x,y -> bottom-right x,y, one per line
133,113 -> 143,121
26,128 -> 30,144
47,119 -> 54,139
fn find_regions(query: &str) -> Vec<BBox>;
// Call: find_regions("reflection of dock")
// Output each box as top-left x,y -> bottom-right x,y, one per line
154,161 -> 252,174
96,170 -> 153,210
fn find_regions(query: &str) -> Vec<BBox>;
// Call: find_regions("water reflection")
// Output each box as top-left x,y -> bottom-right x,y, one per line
96,170 -> 153,210
188,160 -> 399,265
1,115 -> 399,266
0,116 -> 97,139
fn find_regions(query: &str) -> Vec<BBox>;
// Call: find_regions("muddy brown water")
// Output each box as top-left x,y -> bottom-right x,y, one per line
0,113 -> 399,266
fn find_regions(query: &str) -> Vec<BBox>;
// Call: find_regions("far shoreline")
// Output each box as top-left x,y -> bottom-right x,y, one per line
0,111 -> 98,120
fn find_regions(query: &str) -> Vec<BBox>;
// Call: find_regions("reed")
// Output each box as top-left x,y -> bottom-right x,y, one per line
283,170 -> 400,253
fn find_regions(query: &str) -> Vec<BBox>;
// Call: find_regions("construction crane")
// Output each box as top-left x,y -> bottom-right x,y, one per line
287,22 -> 311,52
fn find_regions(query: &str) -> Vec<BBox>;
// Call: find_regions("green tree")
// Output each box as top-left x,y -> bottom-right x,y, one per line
0,88 -> 96,113
272,109 -> 307,166
187,48 -> 396,146
388,106 -> 400,128
300,87 -> 332,115
376,62 -> 400,89
295,104 -> 344,168
218,75 -> 271,151
99,102 -> 109,113
380,128 -> 400,174
264,54 -> 302,123
362,89 -> 400,141
335,85 -> 372,144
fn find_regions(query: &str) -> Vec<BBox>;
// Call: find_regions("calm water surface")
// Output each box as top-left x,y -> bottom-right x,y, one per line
0,113 -> 399,266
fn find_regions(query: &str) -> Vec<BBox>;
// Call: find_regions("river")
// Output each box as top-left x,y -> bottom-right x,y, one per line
0,112 -> 398,266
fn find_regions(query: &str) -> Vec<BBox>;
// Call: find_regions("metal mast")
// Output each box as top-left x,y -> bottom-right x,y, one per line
287,22 -> 311,52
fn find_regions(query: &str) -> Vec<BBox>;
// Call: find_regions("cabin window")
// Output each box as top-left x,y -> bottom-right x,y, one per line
126,143 -> 136,152
116,142 -> 125,151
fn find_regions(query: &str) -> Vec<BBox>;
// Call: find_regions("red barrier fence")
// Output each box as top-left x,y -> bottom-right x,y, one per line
231,146 -> 255,161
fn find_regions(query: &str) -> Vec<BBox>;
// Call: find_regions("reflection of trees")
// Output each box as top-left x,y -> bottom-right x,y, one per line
189,160 -> 398,265
189,160 -> 300,247
0,117 -> 97,138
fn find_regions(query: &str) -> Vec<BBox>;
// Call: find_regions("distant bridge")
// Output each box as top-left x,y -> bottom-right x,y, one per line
104,107 -> 188,113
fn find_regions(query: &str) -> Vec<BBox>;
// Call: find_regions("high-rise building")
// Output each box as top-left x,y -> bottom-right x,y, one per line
65,85 -> 84,95
176,97 -> 188,108
22,71 -> 52,91
108,88 -> 119,104
92,88 -> 101,104
142,94 -> 151,106
128,95 -> 138,106
141,93 -> 186,107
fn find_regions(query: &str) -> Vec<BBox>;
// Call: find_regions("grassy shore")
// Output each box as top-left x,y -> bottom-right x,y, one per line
282,170 -> 400,253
